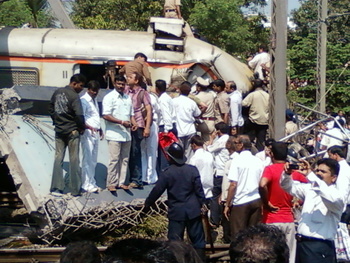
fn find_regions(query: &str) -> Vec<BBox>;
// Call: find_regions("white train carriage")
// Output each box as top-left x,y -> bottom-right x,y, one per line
0,18 -> 253,92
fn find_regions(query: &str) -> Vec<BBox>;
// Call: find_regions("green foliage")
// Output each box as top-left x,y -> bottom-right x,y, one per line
26,0 -> 47,27
126,214 -> 168,239
189,0 -> 268,55
288,0 -> 350,112
287,85 -> 316,108
72,0 -> 162,30
99,214 -> 168,245
189,0 -> 245,53
0,0 -> 52,27
288,33 -> 317,83
72,0 -> 269,55
290,0 -> 318,36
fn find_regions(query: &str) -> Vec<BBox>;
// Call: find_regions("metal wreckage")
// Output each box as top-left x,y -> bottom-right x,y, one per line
0,86 -> 169,244
0,18 -> 254,244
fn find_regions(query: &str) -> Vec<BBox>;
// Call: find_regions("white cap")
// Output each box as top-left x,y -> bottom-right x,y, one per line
196,77 -> 209,87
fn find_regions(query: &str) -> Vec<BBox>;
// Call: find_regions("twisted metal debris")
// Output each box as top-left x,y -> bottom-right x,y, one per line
38,195 -> 167,244
0,88 -> 168,244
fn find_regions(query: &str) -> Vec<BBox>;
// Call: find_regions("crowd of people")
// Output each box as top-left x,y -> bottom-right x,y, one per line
48,47 -> 350,263
59,224 -> 290,263
48,51 -> 272,196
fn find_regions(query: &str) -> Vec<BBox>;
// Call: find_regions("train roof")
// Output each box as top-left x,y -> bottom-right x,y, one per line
0,24 -> 253,93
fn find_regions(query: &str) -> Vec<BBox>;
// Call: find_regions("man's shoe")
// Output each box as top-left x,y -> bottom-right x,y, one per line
88,187 -> 102,193
107,186 -> 117,192
67,192 -> 81,198
129,182 -> 143,189
117,184 -> 129,190
50,191 -> 63,197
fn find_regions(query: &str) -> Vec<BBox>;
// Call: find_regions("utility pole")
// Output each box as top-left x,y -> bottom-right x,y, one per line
316,0 -> 327,113
269,0 -> 287,140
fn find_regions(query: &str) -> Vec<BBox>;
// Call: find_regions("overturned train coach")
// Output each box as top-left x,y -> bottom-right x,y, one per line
0,18 -> 253,243
0,18 -> 253,92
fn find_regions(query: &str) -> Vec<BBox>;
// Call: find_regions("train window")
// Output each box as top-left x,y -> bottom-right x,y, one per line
0,67 -> 39,88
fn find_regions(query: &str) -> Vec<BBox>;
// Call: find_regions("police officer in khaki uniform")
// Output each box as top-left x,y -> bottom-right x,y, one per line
164,0 -> 182,18
195,77 -> 216,142
212,79 -> 230,125
163,0 -> 193,37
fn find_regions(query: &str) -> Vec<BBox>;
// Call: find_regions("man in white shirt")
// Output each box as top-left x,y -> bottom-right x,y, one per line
228,82 -> 244,134
281,158 -> 343,263
156,79 -> 177,172
255,138 -> 275,167
80,81 -> 103,193
172,81 -> 201,159
248,45 -> 270,80
221,135 -> 239,243
189,135 -> 214,200
327,146 -> 350,220
336,110 -> 346,124
224,135 -> 264,238
327,146 -> 350,262
102,75 -> 137,191
141,88 -> 162,184
321,119 -> 347,152
156,79 -> 177,135
207,122 -> 230,227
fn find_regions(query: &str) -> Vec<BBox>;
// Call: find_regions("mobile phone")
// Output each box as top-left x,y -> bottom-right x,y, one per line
289,164 -> 299,170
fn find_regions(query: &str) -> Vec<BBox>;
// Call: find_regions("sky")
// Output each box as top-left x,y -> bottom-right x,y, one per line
244,0 -> 301,16
264,0 -> 301,15
288,0 -> 301,12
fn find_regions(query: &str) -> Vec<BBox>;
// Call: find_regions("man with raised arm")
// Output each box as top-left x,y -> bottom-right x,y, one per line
281,158 -> 344,263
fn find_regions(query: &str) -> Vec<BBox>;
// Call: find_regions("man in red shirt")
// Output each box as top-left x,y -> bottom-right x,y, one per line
259,142 -> 307,263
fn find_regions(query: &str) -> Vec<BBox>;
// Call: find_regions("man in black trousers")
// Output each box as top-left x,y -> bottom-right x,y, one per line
144,142 -> 206,261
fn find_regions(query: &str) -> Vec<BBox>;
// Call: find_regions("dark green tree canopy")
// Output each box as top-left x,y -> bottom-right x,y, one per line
0,0 -> 52,27
288,0 -> 350,112
71,0 -> 269,56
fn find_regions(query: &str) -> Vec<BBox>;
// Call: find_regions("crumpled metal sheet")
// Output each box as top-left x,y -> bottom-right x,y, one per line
0,87 -> 168,244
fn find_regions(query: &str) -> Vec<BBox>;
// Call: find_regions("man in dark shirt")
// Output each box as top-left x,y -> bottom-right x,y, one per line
144,142 -> 206,261
48,74 -> 86,196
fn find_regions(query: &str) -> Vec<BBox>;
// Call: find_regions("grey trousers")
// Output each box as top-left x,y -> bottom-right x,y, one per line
107,140 -> 131,187
179,133 -> 195,161
50,130 -> 81,195
268,222 -> 296,263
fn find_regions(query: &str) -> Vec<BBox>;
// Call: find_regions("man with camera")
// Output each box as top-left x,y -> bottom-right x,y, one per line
281,158 -> 344,263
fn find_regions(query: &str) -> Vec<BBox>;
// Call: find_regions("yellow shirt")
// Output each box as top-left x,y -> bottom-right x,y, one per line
195,90 -> 215,118
242,88 -> 269,125
164,0 -> 181,10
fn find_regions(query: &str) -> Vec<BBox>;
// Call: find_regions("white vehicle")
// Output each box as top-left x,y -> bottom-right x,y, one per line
0,18 -> 253,92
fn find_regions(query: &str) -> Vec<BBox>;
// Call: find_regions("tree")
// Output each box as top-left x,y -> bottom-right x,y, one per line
0,0 -> 52,27
26,0 -> 47,27
288,0 -> 350,112
72,0 -> 162,30
72,0 -> 269,56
